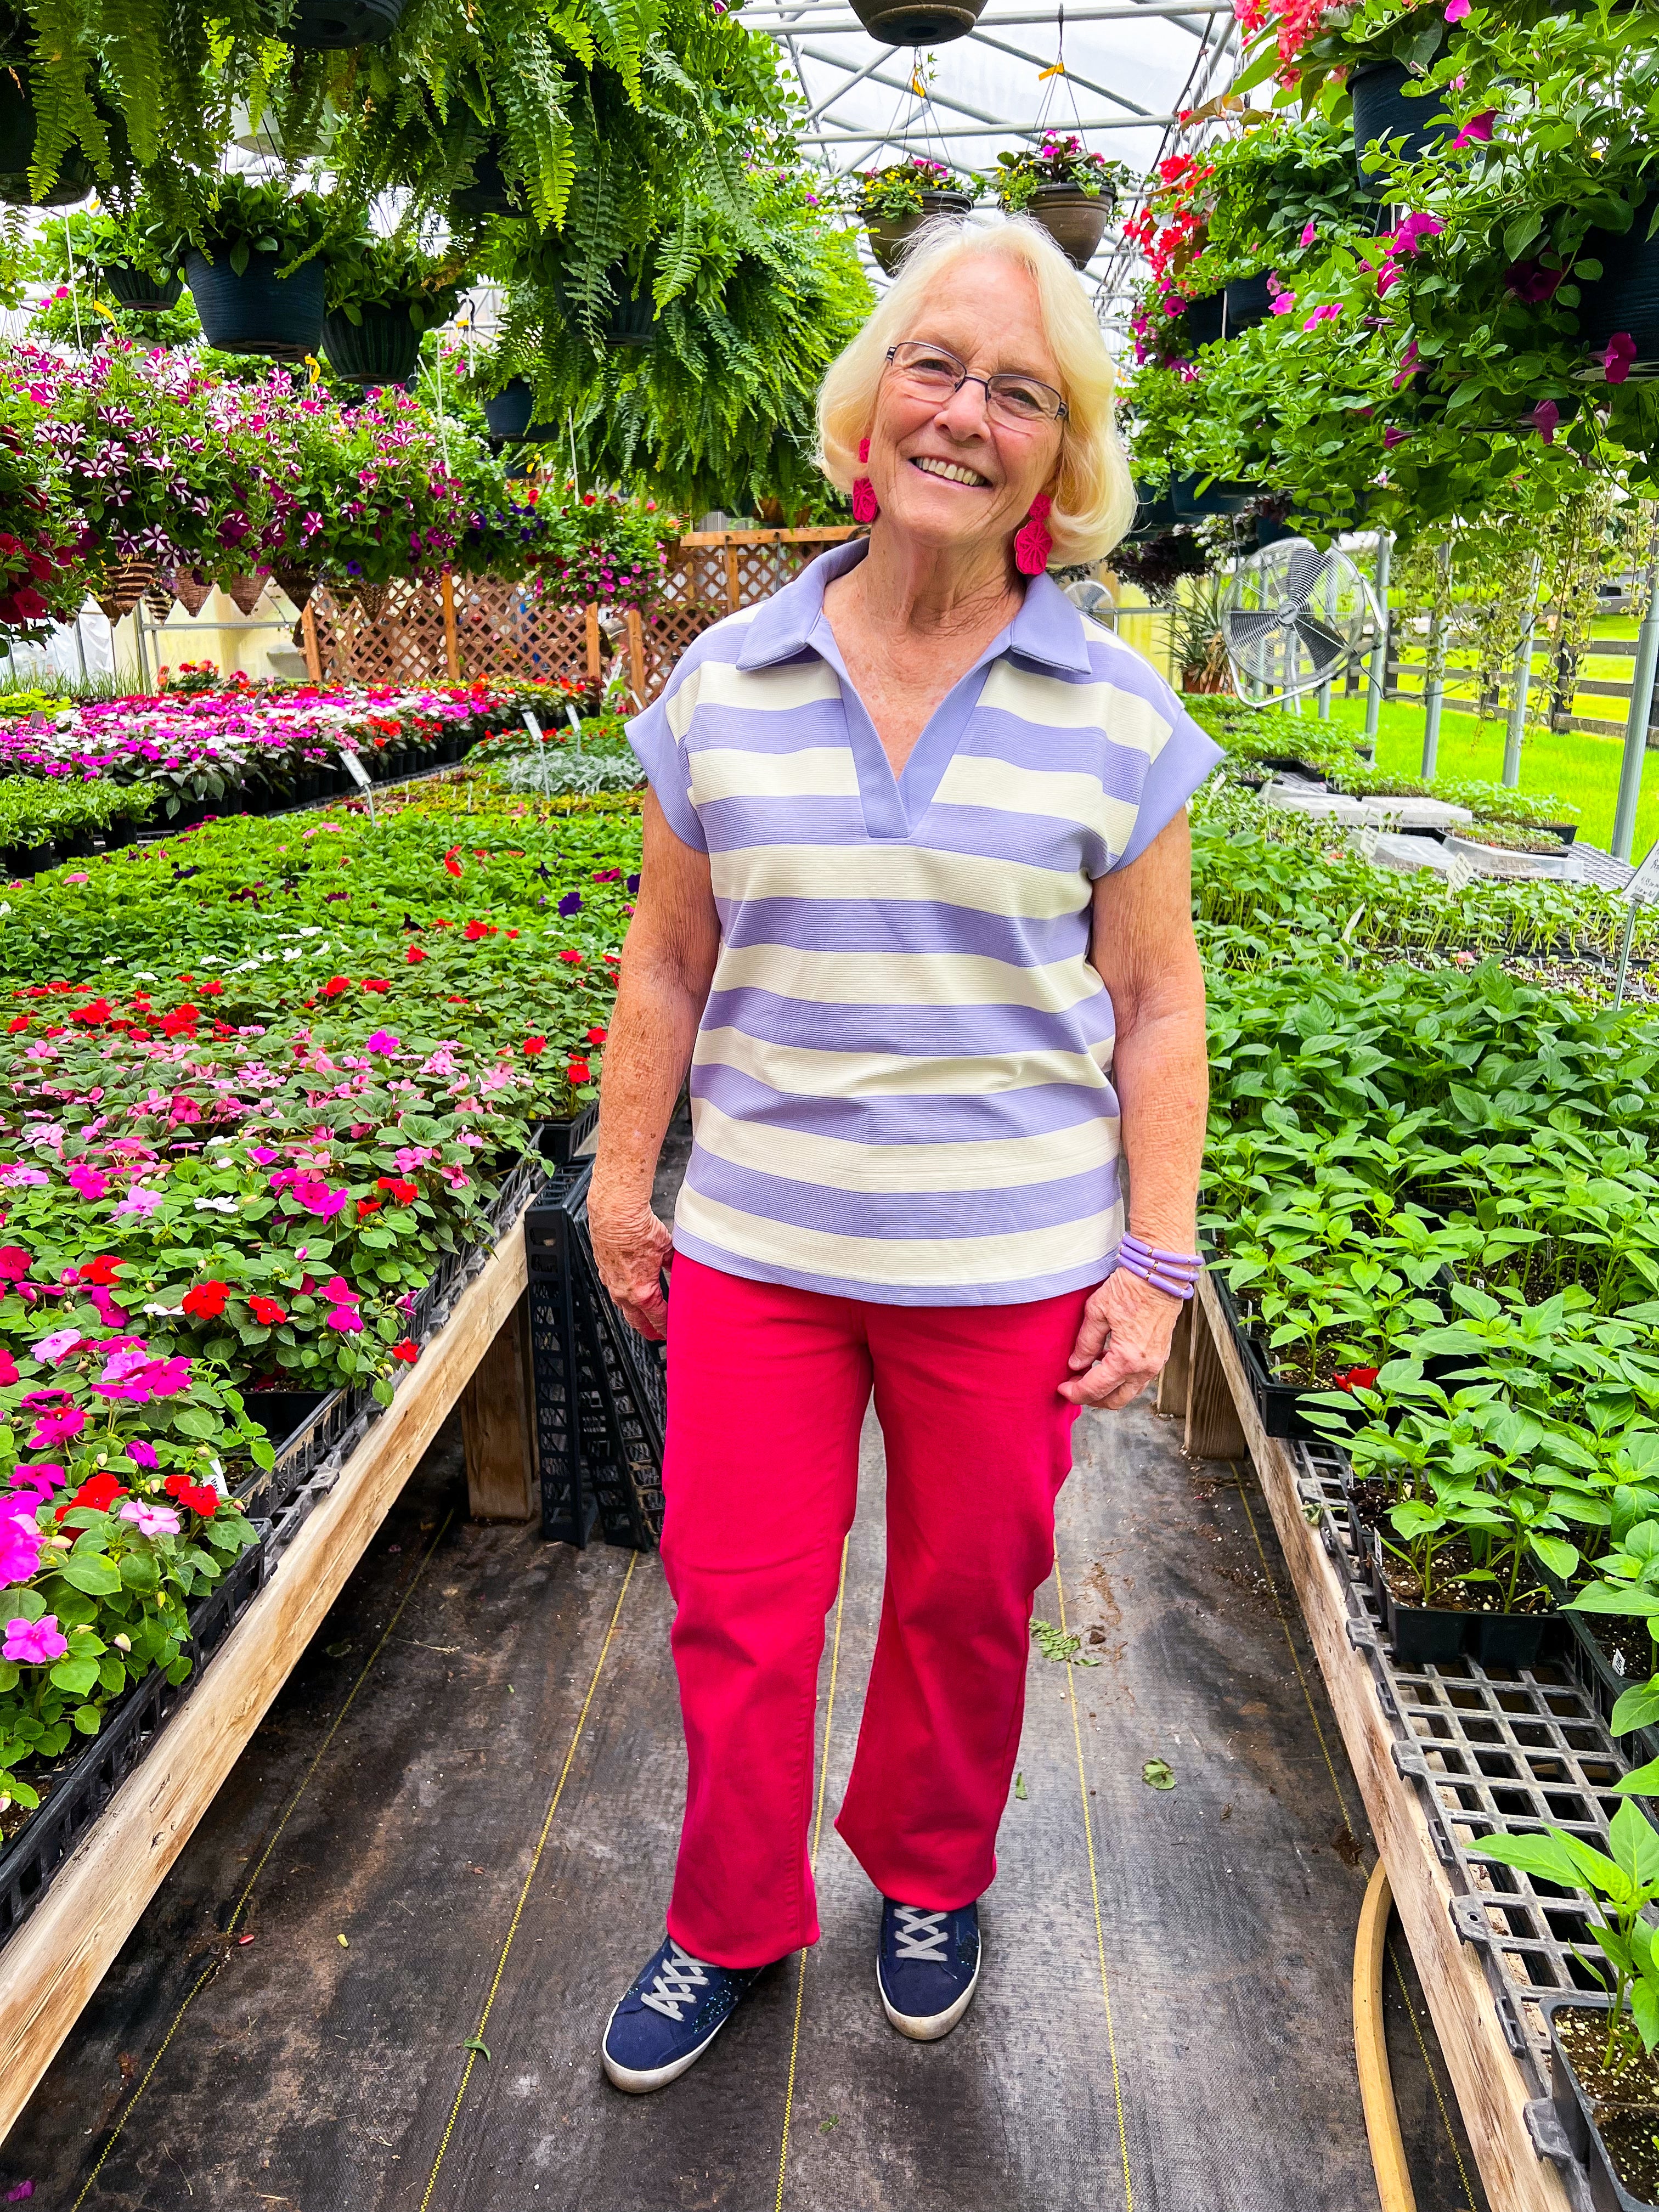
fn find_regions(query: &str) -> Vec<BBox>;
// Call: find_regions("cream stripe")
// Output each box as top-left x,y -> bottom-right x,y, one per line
981,661 -> 1175,758
708,843 -> 1086,919
710,941 -> 1105,1013
693,1025 -> 1115,1098
690,746 -> 861,804
933,754 -> 1139,848
674,1185 -> 1124,1287
690,1095 -> 1118,1192
683,656 -> 841,724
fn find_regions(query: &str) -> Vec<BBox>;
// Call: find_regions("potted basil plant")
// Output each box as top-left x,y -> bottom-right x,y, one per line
995,135 -> 1126,269
184,177 -> 336,358
855,157 -> 978,277
322,236 -> 466,385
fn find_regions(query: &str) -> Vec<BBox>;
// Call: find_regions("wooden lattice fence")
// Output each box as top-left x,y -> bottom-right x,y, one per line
301,527 -> 863,705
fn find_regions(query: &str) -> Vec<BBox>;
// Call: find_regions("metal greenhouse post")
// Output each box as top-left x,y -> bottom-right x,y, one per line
1364,531 -> 1391,754
1420,541 -> 1451,781
1502,555 -> 1542,789
1613,558 -> 1659,863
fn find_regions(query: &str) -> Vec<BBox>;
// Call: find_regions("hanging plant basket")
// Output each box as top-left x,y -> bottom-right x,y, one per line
850,0 -> 984,42
356,581 -> 391,622
449,144 -> 525,221
221,574 -> 267,617
168,570 -> 214,617
281,0 -> 406,46
184,248 -> 326,360
1222,269 -> 1277,338
268,558 -> 319,613
1171,473 -> 1255,522
321,304 -> 421,386
866,190 -> 974,278
1577,197 -> 1659,376
1348,60 -> 1449,185
1020,184 -> 1114,271
483,379 -> 559,442
104,264 -> 183,312
0,74 -> 94,206
607,273 -> 658,349
142,582 -> 172,624
1181,291 -> 1226,348
94,558 -> 157,623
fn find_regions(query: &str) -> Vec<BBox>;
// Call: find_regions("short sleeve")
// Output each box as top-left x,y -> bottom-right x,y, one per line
625,678 -> 707,854
1105,689 -> 1224,874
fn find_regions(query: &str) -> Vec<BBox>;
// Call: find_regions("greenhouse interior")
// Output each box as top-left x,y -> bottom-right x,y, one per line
1,0 -> 1658,2204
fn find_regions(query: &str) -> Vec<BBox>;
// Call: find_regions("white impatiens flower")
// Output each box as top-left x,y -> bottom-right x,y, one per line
194,1196 -> 239,1212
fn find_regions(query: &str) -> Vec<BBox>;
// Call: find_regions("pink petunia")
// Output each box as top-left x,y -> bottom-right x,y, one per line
1605,331 -> 1639,385
1452,108 -> 1496,149
1299,219 -> 1317,248
1302,303 -> 1341,330
1392,212 -> 1444,257
1444,0 -> 1469,19
1383,426 -> 1408,449
1532,399 -> 1561,442
1271,291 -> 1297,315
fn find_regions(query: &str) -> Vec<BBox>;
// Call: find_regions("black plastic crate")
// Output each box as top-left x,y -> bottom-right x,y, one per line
524,1163 -> 664,1551
534,1099 -> 600,1166
0,1520 -> 271,1947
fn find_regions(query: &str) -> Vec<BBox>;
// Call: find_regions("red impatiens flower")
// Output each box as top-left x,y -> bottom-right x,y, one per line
522,1036 -> 546,1056
161,1006 -> 199,1036
56,1470 -> 127,1521
5,1015 -> 25,1032
362,978 -> 391,993
322,976 -> 351,998
1334,1365 -> 1380,1393
357,1198 -> 382,1218
405,945 -> 427,964
567,1057 -> 592,1084
76,1256 -> 122,1286
557,949 -> 583,966
586,1026 -> 608,1045
248,1295 -> 288,1325
200,979 -> 223,995
182,1280 -> 231,1319
443,847 -> 464,877
163,1471 -> 219,1517
376,1177 -> 419,1204
392,1340 -> 419,1364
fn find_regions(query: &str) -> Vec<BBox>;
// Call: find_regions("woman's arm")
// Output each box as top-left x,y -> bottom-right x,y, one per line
588,791 -> 722,1340
1059,809 -> 1209,1410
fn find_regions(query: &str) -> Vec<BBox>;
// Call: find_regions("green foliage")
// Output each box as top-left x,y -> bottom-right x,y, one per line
322,233 -> 469,329
852,155 -> 980,218
994,133 -> 1127,212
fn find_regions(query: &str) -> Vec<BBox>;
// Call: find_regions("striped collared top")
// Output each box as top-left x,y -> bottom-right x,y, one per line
625,539 -> 1223,1307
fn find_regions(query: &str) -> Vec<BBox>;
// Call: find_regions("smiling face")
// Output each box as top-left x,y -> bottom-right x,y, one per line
864,257 -> 1066,565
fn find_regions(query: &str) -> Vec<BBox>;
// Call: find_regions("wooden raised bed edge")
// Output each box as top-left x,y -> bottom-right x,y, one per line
1182,1272 -> 1574,2212
0,1205 -> 533,2145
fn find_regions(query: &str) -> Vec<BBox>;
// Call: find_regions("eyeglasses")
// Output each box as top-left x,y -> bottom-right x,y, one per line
884,341 -> 1069,427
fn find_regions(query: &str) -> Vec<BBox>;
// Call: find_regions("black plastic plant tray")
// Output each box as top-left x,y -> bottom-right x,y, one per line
1210,1267 -> 1357,1443
0,1520 -> 272,1949
534,1099 -> 600,1166
1560,1609 -> 1659,1780
524,1161 -> 664,1552
1541,1992 -> 1658,2212
1358,1519 -> 1564,1671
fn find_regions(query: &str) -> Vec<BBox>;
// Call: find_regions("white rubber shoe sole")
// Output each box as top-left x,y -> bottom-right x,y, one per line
601,1995 -> 740,2094
877,1951 -> 982,2042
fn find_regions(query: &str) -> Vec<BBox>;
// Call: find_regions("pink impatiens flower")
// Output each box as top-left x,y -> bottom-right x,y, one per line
119,1498 -> 180,1537
114,1184 -> 162,1218
34,1328 -> 82,1364
364,1030 -> 400,1057
3,1611 -> 66,1664
0,1510 -> 44,1585
28,1404 -> 85,1448
67,1163 -> 109,1200
127,1438 -> 159,1469
1444,0 -> 1469,15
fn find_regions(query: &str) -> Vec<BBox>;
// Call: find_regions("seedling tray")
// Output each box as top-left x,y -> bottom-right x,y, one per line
1541,1994 -> 1659,2212
1209,1267 -> 1358,1442
534,1099 -> 600,1165
0,1520 -> 271,1946
1361,1522 -> 1562,1671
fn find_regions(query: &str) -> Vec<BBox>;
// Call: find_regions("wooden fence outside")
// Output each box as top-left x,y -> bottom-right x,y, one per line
298,527 -> 864,704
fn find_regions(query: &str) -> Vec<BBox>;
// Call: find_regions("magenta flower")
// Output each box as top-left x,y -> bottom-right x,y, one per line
1532,399 -> 1560,442
1392,340 -> 1422,390
1444,0 -> 1469,18
1452,108 -> 1495,149
1299,219 -> 1317,248
1383,425 -> 1408,449
1506,261 -> 1565,304
365,1029 -> 400,1056
1392,212 -> 1444,257
0,1511 -> 44,1585
1605,331 -> 1638,385
249,1145 -> 280,1165
126,1438 -> 159,1469
119,1498 -> 180,1537
10,1462 -> 64,1499
1302,303 -> 1341,331
1271,291 -> 1297,316
3,1611 -> 66,1664
28,1405 -> 85,1448
114,1184 -> 162,1218
67,1163 -> 109,1200
325,1307 -> 364,1333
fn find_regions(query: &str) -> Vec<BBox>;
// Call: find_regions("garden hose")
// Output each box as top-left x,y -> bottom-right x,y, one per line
1354,1860 -> 1417,2212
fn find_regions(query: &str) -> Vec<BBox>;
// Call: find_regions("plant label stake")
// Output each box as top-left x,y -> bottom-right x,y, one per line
522,709 -> 551,794
565,706 -> 583,755
1615,836 -> 1659,1007
340,747 -> 376,826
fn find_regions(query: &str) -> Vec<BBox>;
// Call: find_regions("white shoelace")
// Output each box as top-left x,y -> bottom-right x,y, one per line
640,1941 -> 713,2022
893,1906 -> 950,1962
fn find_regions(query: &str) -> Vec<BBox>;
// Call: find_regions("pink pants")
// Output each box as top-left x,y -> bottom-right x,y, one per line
659,1253 -> 1090,1968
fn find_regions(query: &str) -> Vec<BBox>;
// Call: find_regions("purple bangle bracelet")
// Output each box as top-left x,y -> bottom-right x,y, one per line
1119,1234 -> 1204,1274
1114,1250 -> 1196,1301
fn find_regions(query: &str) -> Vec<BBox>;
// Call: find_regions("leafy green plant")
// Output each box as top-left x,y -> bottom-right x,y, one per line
190,177 -> 340,276
853,155 -> 980,218
994,133 -> 1125,210
323,234 -> 468,330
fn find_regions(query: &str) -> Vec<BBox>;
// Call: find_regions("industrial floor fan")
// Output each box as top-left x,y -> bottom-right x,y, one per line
1217,538 -> 1382,705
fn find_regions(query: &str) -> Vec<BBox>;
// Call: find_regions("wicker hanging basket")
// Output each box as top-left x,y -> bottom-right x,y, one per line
356,580 -> 390,622
268,558 -> 318,614
142,582 -> 172,624
221,574 -> 267,617
94,557 -> 157,623
170,570 -> 214,617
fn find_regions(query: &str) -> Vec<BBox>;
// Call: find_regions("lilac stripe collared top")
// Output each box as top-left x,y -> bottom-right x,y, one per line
625,539 -> 1223,1306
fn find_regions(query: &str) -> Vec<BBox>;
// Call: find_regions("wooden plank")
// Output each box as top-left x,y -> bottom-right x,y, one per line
440,571 -> 461,682
300,600 -> 322,684
1195,1272 -> 1572,2212
676,527 -> 862,548
584,603 -> 602,687
0,1222 -> 531,2145
1184,1288 -> 1247,1458
624,608 -> 646,706
1155,1299 -> 1193,1420
725,544 -> 741,614
461,1291 -> 535,1522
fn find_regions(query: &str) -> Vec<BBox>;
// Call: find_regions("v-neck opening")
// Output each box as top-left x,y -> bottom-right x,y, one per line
808,607 -> 1010,843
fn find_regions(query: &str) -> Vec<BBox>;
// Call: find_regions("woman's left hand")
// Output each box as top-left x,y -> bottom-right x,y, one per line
1059,1269 -> 1183,1410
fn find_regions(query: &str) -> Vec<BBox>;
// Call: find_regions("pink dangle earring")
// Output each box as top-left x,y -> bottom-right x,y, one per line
1014,494 -> 1053,577
852,436 -> 879,525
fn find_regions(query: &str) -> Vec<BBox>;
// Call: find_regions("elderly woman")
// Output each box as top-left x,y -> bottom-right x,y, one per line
590,215 -> 1221,2094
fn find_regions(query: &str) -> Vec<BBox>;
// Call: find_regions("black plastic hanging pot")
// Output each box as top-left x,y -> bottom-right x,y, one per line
1171,473 -> 1255,521
1020,183 -> 1114,270
104,263 -> 183,312
1578,197 -> 1659,372
185,247 -> 326,360
321,303 -> 421,385
606,271 -> 658,348
1222,269 -> 1277,338
1348,59 -> 1450,184
483,379 -> 560,443
866,191 -> 975,277
281,0 -> 405,44
850,0 -> 984,42
0,72 -> 93,206
449,143 -> 524,221
1182,291 -> 1225,348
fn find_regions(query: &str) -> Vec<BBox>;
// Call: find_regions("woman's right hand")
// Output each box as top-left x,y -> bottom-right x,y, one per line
588,1191 -> 674,1341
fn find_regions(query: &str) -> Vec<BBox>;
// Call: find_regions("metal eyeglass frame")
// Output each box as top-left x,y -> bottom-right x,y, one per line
883,342 -> 1070,425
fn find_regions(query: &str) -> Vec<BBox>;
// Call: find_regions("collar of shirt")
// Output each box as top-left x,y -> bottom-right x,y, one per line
733,535 -> 1094,679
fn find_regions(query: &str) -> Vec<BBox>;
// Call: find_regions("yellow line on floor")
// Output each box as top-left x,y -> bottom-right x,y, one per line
421,1550 -> 639,2212
1054,1532 -> 1133,2212
774,1534 -> 850,2212
70,1511 -> 455,2212
1227,1462 -> 1479,2210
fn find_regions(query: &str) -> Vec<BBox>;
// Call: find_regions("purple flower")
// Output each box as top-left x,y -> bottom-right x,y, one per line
126,1438 -> 159,1469
1532,399 -> 1560,443
1383,425 -> 1408,449
3,1611 -> 66,1664
119,1499 -> 180,1537
557,890 -> 582,917
1505,260 -> 1564,304
1605,331 -> 1639,385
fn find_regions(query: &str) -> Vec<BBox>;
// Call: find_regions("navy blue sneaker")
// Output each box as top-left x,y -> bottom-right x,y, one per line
877,1898 -> 981,2041
602,1933 -> 764,2093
